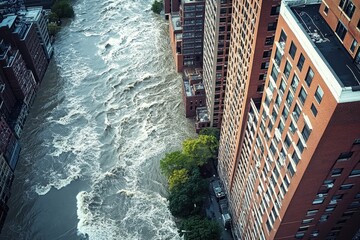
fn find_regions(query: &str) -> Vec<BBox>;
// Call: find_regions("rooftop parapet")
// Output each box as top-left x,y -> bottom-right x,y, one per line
281,2 -> 360,103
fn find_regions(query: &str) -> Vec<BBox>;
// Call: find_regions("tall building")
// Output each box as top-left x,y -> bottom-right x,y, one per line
17,7 -> 53,60
168,0 -> 205,72
0,15 -> 48,83
218,0 -> 360,239
0,153 -> 14,233
202,0 -> 232,128
218,0 -> 280,192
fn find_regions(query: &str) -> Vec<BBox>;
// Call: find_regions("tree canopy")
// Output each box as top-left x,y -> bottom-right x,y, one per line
199,127 -> 220,141
160,151 -> 193,178
182,135 -> 218,166
151,0 -> 163,14
179,215 -> 222,240
52,0 -> 74,18
168,169 -> 207,218
168,169 -> 189,190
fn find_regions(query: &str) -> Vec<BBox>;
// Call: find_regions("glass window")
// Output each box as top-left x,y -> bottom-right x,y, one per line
279,29 -> 287,43
304,67 -> 314,87
340,184 -> 354,190
284,135 -> 291,149
335,21 -> 347,41
291,74 -> 299,92
338,151 -> 353,160
324,6 -> 329,14
340,0 -> 356,19
306,209 -> 318,216
288,163 -> 295,177
297,54 -> 305,71
292,151 -> 300,165
302,124 -> 311,142
286,91 -> 294,107
315,86 -> 324,103
350,169 -> 360,177
279,80 -> 286,95
282,106 -> 289,120
278,120 -> 285,133
350,39 -> 357,52
298,87 -> 307,105
293,104 -> 301,122
311,104 -> 318,117
275,94 -> 282,109
274,48 -> 282,66
271,65 -> 279,81
331,168 -> 343,176
289,42 -> 297,59
297,139 -> 304,153
284,60 -> 292,79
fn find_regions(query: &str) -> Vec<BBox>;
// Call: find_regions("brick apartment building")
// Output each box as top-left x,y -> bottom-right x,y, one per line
217,0 -> 360,239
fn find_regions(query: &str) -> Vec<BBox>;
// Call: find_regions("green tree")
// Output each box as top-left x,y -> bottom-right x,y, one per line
199,127 -> 220,141
168,169 -> 207,218
179,215 -> 222,240
168,169 -> 188,190
160,151 -> 193,178
48,22 -> 60,36
151,0 -> 163,14
182,135 -> 219,166
52,0 -> 74,18
48,12 -> 59,23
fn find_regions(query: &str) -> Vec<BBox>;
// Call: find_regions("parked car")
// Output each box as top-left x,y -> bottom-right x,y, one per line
212,180 -> 225,199
219,198 -> 229,214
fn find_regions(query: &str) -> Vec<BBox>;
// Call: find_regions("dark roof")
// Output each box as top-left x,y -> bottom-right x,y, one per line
291,4 -> 360,88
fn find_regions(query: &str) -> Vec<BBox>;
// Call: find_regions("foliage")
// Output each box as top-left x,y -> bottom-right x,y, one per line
168,169 -> 207,218
160,151 -> 194,178
47,22 -> 60,36
168,169 -> 188,190
179,215 -> 222,240
48,12 -> 59,23
182,135 -> 219,166
52,0 -> 74,18
199,127 -> 220,141
151,0 -> 163,14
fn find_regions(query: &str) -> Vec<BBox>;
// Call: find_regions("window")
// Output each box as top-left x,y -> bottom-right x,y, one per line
293,104 -> 301,122
350,39 -> 357,52
297,54 -> 305,71
358,19 -> 360,30
291,74 -> 299,92
263,50 -> 272,58
350,169 -> 360,177
288,163 -> 295,177
297,139 -> 304,153
340,184 -> 354,190
326,206 -> 336,212
268,22 -> 277,31
302,124 -> 311,142
279,29 -> 287,43
292,151 -> 300,165
259,74 -> 266,80
286,90 -> 294,107
274,48 -> 282,66
306,209 -> 318,216
265,36 -> 275,45
305,67 -> 314,87
302,218 -> 313,224
275,94 -> 282,109
278,120 -> 285,133
279,80 -> 286,95
332,194 -> 344,200
338,152 -> 353,161
311,104 -> 318,117
289,42 -> 297,59
271,65 -> 279,81
320,214 -> 329,222
335,21 -> 347,41
354,138 -> 360,145
284,60 -> 292,79
282,106 -> 289,120
290,121 -> 297,133
298,87 -> 307,105
315,86 -> 324,103
261,62 -> 269,69
324,6 -> 329,15
271,5 -> 280,15
284,135 -> 291,149
339,0 -> 356,19
313,195 -> 325,205
331,168 -> 343,177
257,84 -> 265,92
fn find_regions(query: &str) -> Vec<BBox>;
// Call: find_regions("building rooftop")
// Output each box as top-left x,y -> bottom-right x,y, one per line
171,14 -> 182,32
291,4 -> 360,88
182,0 -> 204,4
0,15 -> 16,28
17,7 -> 42,21
196,107 -> 209,122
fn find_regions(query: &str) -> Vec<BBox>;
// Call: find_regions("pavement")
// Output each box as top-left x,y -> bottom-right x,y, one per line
204,176 -> 234,240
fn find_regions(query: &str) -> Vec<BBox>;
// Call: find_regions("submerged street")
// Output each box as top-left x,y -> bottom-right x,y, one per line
2,0 -> 197,239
